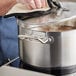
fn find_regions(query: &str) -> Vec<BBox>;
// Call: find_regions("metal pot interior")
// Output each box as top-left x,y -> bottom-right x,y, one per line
28,24 -> 76,32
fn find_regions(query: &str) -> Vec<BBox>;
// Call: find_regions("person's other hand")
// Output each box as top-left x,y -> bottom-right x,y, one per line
16,0 -> 47,9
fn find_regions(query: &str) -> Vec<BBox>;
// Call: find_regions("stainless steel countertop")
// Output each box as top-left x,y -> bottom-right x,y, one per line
0,66 -> 52,76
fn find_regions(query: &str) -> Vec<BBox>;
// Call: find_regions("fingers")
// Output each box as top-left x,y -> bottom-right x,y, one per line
25,0 -> 37,9
19,0 -> 47,9
34,0 -> 42,8
40,0 -> 46,8
34,0 -> 47,8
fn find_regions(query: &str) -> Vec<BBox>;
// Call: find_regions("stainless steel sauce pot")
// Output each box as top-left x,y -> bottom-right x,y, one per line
18,18 -> 76,68
18,1 -> 76,75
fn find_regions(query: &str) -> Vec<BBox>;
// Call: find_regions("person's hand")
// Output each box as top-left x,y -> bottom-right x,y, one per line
16,0 -> 47,9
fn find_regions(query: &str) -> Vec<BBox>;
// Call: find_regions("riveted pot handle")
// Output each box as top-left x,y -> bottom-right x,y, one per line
37,36 -> 54,44
18,35 -> 54,44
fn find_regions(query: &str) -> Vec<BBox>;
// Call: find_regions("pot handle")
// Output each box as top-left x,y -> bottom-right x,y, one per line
37,36 -> 54,44
18,35 -> 54,44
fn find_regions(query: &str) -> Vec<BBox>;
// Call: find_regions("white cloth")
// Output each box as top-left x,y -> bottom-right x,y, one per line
6,3 -> 49,15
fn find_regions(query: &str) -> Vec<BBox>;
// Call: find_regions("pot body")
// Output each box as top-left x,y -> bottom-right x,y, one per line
18,1 -> 76,74
18,26 -> 76,68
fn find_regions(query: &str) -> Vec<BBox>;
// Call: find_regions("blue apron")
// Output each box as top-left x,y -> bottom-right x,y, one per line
0,16 -> 19,67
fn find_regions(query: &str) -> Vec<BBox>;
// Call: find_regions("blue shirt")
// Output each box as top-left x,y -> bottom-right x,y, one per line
0,16 -> 19,67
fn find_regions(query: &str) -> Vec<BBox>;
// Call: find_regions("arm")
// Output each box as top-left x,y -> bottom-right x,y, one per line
0,0 -> 17,16
0,0 -> 46,16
